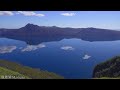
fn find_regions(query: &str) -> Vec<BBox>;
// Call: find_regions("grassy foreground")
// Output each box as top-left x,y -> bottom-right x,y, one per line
0,67 -> 30,79
0,60 -> 64,79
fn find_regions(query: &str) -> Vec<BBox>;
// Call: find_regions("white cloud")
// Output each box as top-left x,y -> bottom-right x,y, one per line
0,11 -> 14,16
21,44 -> 46,52
0,46 -> 17,54
35,13 -> 45,17
61,46 -> 74,51
82,54 -> 91,60
17,11 -> 45,17
61,13 -> 76,16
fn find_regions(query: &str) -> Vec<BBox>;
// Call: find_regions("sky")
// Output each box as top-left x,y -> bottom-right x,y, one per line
0,11 -> 120,30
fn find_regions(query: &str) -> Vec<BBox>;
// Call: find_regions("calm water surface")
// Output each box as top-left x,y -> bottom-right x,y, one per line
0,38 -> 120,79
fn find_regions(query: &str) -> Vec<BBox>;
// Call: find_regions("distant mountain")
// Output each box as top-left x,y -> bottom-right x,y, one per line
93,56 -> 120,78
1,23 -> 120,44
0,23 -> 78,37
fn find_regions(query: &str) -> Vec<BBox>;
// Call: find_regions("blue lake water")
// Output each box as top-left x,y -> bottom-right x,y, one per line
0,37 -> 120,79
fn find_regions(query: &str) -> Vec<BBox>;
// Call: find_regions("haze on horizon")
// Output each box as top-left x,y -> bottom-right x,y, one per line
0,11 -> 120,30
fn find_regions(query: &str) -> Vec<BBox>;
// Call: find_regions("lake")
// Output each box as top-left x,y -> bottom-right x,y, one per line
0,37 -> 120,79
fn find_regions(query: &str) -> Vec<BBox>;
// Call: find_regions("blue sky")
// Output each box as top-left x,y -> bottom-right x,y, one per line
0,11 -> 120,30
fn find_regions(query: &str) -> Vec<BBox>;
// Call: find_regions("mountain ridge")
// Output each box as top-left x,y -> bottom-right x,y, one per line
0,23 -> 116,31
1,23 -> 120,44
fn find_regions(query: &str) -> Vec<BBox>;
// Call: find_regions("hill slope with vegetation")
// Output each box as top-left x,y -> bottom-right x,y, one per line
0,60 -> 64,79
0,67 -> 30,79
93,56 -> 120,78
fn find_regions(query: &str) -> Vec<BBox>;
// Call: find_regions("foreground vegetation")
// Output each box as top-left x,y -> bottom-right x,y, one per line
0,60 -> 64,79
0,67 -> 30,79
93,56 -> 120,78
94,77 -> 120,79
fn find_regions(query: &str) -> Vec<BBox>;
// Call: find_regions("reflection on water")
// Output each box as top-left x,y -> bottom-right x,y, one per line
0,46 -> 17,54
1,31 -> 120,45
0,37 -> 120,78
21,44 -> 46,52
61,46 -> 75,51
82,54 -> 91,60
